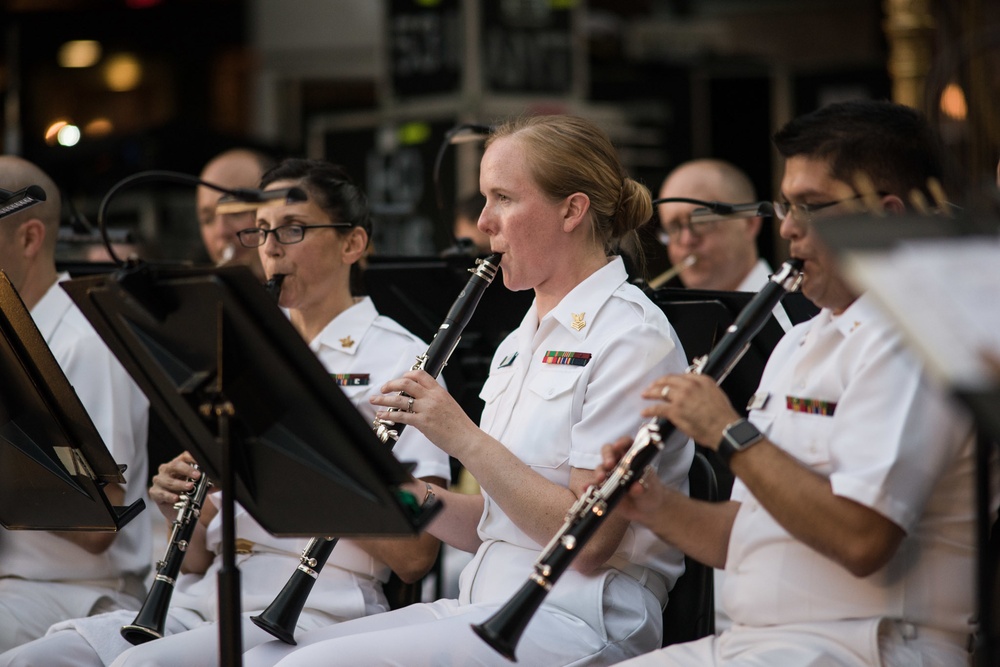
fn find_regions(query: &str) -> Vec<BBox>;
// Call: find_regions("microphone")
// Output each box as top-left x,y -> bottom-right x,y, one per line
689,201 -> 774,223
0,185 -> 46,220
652,197 -> 774,222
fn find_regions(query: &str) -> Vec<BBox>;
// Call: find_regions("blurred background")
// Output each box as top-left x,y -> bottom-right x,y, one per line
1,0 -> 999,272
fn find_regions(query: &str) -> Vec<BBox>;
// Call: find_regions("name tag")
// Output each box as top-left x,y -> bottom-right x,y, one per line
497,352 -> 518,368
746,391 -> 770,411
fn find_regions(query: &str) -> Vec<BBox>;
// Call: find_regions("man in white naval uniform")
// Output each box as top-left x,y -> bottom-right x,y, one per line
0,156 -> 151,651
608,100 -> 988,667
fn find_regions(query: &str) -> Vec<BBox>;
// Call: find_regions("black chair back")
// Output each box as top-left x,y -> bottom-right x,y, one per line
661,451 -> 718,646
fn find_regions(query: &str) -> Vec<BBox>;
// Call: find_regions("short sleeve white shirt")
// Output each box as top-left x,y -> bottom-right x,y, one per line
0,276 -> 151,582
179,297 -> 451,619
725,294 -> 977,635
463,257 -> 693,617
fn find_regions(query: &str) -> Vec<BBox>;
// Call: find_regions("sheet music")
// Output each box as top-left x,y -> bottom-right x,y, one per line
844,236 -> 1000,390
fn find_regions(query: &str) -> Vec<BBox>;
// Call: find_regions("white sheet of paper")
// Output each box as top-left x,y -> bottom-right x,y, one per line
843,236 -> 1000,390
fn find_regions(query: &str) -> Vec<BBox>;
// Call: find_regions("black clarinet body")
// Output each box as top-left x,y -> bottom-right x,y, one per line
121,469 -> 212,644
373,252 -> 503,443
472,259 -> 804,661
251,253 -> 503,645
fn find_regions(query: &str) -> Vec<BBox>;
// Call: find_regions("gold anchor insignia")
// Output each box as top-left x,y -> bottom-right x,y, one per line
570,312 -> 586,331
849,321 -> 862,333
339,335 -> 355,348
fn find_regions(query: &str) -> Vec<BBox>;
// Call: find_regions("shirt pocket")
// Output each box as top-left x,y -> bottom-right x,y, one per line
787,412 -> 834,468
339,382 -> 372,406
527,368 -> 580,402
511,369 -> 581,470
479,369 -> 514,405
762,406 -> 833,470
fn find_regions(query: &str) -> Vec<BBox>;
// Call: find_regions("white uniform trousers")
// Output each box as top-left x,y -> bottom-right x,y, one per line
0,608 -> 343,667
619,619 -> 970,667
243,578 -> 662,667
0,578 -> 142,652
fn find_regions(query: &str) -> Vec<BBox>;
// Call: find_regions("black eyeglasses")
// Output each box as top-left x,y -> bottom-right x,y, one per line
658,218 -> 723,245
772,194 -> 866,223
236,224 -> 351,248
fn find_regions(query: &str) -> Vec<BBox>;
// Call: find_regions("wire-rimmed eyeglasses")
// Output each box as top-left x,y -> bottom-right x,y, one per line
772,195 -> 867,223
236,224 -> 351,248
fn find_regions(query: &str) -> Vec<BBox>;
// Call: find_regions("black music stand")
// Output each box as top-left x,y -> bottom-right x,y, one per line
650,287 -> 818,497
813,212 -> 1000,667
62,262 -> 441,667
0,271 -> 144,531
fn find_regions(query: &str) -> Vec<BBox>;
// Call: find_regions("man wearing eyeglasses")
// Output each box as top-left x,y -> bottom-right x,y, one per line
197,148 -> 273,280
603,100 -> 986,667
657,159 -> 771,294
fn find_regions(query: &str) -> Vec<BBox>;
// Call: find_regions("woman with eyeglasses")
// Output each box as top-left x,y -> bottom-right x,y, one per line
0,159 -> 451,667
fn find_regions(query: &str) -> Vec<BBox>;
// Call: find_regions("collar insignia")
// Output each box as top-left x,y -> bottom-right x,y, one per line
570,312 -> 586,331
340,335 -> 355,348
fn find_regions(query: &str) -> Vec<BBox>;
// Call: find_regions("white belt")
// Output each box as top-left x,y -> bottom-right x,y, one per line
606,556 -> 669,608
892,621 -> 971,652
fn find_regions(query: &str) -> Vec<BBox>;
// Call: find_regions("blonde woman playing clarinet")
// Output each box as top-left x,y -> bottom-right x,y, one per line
245,115 -> 694,667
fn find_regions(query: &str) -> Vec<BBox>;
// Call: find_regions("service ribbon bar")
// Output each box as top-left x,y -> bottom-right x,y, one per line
331,373 -> 370,386
786,395 -> 837,416
541,351 -> 592,367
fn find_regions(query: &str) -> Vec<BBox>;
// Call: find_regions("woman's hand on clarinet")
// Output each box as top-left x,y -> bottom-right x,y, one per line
641,374 -> 740,450
371,370 -> 479,457
149,451 -> 203,520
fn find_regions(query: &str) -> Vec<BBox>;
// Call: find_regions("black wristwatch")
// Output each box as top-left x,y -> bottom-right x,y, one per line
717,418 -> 764,466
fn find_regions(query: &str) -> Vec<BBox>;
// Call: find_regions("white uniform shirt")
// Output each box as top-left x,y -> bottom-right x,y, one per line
0,276 -> 151,583
171,297 -> 451,619
462,257 -> 693,624
725,294 -> 977,635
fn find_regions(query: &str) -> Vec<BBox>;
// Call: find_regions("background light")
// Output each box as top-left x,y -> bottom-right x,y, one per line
44,120 -> 69,145
84,118 -> 114,137
57,124 -> 82,147
58,40 -> 102,68
939,82 -> 968,121
103,53 -> 143,91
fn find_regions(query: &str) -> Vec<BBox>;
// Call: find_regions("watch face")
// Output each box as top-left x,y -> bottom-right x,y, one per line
728,419 -> 762,447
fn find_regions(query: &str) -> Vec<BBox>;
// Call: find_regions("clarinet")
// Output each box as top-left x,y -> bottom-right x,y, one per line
120,272 -> 286,645
472,258 -> 804,661
120,467 -> 212,644
251,253 -> 503,645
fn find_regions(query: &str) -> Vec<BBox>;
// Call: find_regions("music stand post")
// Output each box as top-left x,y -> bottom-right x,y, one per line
0,271 -> 144,532
63,263 -> 441,666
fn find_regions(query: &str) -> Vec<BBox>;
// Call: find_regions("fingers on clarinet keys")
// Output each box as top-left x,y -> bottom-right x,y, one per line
406,396 -> 415,413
